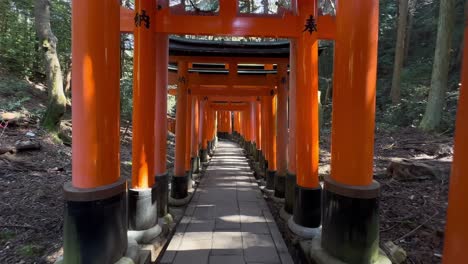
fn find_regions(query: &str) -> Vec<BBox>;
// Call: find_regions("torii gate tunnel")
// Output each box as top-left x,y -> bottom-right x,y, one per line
64,1 -> 468,263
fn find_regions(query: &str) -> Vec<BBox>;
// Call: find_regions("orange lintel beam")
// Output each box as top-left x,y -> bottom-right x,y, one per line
169,72 -> 274,87
210,105 -> 249,112
120,6 -> 133,33
190,74 -> 274,87
120,8 -> 335,39
191,86 -> 274,96
206,96 -> 258,102
170,56 -> 289,64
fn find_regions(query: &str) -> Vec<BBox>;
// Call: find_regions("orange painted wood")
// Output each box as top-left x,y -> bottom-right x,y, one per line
262,97 -> 270,163
120,8 -> 335,39
119,6 -> 133,33
131,0 -> 157,188
191,86 -> 273,97
72,0 -> 121,188
201,101 -> 208,149
256,101 -> 262,150
206,96 -> 258,102
330,0 -> 379,187
288,39 -> 297,174
295,1 -> 320,188
170,56 -> 289,64
190,74 -> 274,87
191,97 -> 199,157
268,95 -> 277,171
185,94 -> 192,171
250,102 -> 257,143
174,62 -> 188,177
443,16 -> 468,263
276,64 -> 288,175
155,34 -> 169,176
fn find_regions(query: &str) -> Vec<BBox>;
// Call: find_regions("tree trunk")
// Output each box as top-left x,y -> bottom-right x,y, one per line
390,0 -> 409,104
34,0 -> 66,132
420,0 -> 456,131
450,0 -> 467,74
404,0 -> 418,65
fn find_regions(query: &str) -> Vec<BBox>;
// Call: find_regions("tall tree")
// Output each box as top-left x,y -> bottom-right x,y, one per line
404,0 -> 418,64
420,0 -> 456,131
34,0 -> 66,131
390,0 -> 409,104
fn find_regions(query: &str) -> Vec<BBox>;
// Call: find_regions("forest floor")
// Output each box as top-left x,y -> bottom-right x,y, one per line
0,78 -> 453,264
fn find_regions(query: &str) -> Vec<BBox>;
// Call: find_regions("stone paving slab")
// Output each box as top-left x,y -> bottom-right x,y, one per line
161,141 -> 294,264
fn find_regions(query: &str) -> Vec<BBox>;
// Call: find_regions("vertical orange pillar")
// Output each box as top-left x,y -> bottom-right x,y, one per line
245,106 -> 252,154
198,100 -> 204,147
250,102 -> 257,144
172,61 -> 189,199
200,100 -> 209,162
443,13 -> 468,264
185,94 -> 192,172
275,64 -> 288,198
132,0 -> 156,189
129,0 -> 160,232
217,111 -> 222,131
240,111 -> 244,140
154,33 -> 169,218
289,1 -> 321,234
318,1 -> 387,263
64,0 -> 126,262
154,34 -> 169,177
266,93 -> 277,191
211,109 -> 217,150
227,111 -> 232,134
262,97 -> 269,172
191,97 -> 200,173
256,101 -> 261,152
285,39 -> 297,215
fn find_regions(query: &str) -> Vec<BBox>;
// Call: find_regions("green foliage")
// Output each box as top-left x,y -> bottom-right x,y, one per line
17,244 -> 44,257
0,230 -> 16,241
371,0 -> 465,133
0,0 -> 71,79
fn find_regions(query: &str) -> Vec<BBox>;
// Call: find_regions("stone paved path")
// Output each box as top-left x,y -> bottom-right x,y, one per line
161,140 -> 294,264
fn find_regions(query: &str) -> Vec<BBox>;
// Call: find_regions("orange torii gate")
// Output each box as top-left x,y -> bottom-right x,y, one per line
64,0 -> 468,263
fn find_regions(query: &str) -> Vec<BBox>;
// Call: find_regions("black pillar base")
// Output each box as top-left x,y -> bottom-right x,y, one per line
258,151 -> 264,171
245,141 -> 251,155
171,174 -> 189,200
128,188 -> 157,230
321,176 -> 381,264
191,156 -> 200,173
63,179 -> 127,264
255,148 -> 260,162
208,141 -> 215,156
200,149 -> 208,162
293,184 -> 321,228
266,170 -> 276,190
263,160 -> 269,180
284,172 -> 296,214
155,173 -> 169,217
274,172 -> 286,198
186,170 -> 193,190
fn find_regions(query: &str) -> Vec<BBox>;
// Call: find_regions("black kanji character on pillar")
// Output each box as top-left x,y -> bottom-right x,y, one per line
303,15 -> 318,34
134,10 -> 150,29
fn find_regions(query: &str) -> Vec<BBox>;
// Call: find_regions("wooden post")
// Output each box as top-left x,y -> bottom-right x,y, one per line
443,14 -> 468,263
318,1 -> 387,263
275,63 -> 288,198
285,39 -> 297,215
289,0 -> 321,236
64,0 -> 126,262
172,61 -> 189,199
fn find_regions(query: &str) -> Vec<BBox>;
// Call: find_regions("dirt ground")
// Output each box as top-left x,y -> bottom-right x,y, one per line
0,84 -> 453,264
